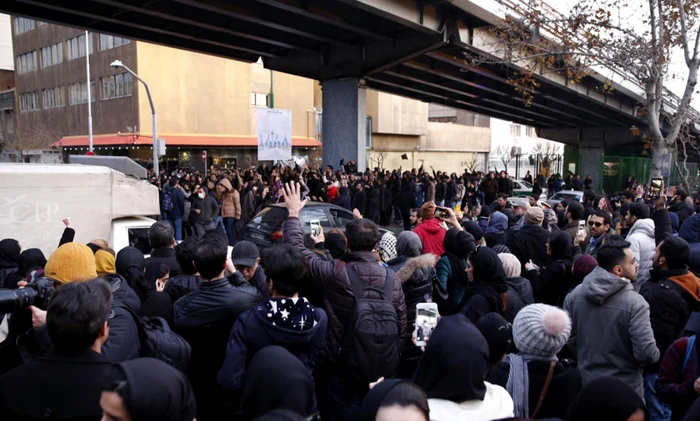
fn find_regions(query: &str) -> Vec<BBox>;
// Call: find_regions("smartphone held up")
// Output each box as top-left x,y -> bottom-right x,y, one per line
415,303 -> 439,347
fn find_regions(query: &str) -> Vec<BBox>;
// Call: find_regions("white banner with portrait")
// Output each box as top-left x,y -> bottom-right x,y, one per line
257,108 -> 292,161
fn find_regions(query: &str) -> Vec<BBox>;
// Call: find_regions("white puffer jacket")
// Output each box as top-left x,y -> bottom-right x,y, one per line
626,218 -> 656,291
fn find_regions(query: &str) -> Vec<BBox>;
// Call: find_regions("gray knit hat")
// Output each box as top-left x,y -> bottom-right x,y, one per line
513,304 -> 571,357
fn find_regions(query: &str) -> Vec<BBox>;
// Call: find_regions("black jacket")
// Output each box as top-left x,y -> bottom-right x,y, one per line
504,277 -> 535,323
146,247 -> 183,278
173,273 -> 260,419
670,201 -> 695,226
139,291 -> 174,324
0,349 -> 112,421
640,268 -> 700,372
525,259 -> 574,307
507,224 -> 550,269
164,274 -> 201,302
103,275 -> 141,363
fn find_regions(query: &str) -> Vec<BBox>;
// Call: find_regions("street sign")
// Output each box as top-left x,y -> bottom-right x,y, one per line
157,138 -> 166,157
202,150 -> 207,162
86,151 -> 95,156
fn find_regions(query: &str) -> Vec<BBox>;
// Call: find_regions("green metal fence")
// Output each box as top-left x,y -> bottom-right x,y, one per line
602,155 -> 698,194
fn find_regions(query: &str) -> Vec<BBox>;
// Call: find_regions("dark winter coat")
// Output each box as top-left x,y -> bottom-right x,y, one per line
102,274 -> 142,363
164,274 -> 201,302
640,268 -> 700,372
670,201 -> 695,226
656,335 -> 700,421
173,273 -> 261,417
352,190 -> 367,216
146,247 -> 183,278
334,188 -> 353,211
0,349 -> 112,421
679,215 -> 700,274
488,359 -> 582,420
507,224 -> 550,270
503,277 -> 535,323
191,189 -> 220,224
283,217 -> 407,356
217,297 -> 327,393
165,185 -> 186,219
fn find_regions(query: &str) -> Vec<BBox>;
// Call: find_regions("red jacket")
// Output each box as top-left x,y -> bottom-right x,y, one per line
413,218 -> 446,257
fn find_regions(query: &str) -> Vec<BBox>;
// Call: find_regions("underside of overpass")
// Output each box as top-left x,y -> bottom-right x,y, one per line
3,0 -> 689,179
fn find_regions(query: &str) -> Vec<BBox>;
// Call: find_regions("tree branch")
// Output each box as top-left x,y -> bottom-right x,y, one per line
676,0 -> 692,63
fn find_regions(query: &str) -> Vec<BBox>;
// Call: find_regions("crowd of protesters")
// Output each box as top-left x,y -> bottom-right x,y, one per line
1,159 -> 700,421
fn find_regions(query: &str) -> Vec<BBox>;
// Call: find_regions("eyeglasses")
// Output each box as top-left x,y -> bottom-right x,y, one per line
588,221 -> 604,227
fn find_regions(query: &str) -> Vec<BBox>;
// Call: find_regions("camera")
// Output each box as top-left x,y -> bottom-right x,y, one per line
0,277 -> 55,315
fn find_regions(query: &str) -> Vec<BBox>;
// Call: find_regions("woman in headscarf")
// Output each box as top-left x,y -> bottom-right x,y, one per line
0,239 -> 21,289
325,229 -> 348,260
484,211 -> 508,247
436,229 -> 476,315
567,376 -> 647,421
377,232 -> 397,264
242,346 -> 316,421
571,254 -> 598,289
359,379 -> 429,421
16,248 -> 47,283
498,253 -> 534,323
487,304 -> 582,420
462,247 -> 509,323
413,314 -> 514,421
116,247 -> 173,322
388,231 -> 435,377
524,231 -> 575,307
100,358 -> 196,421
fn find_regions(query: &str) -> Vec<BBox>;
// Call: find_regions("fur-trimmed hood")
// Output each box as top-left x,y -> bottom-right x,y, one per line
395,254 -> 437,284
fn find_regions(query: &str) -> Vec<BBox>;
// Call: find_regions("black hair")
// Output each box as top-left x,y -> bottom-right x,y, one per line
194,230 -> 228,280
380,382 -> 430,420
567,202 -> 584,221
677,188 -> 689,201
175,236 -> 200,275
659,236 -> 690,270
47,279 -> 112,353
102,365 -> 129,406
260,244 -> 309,296
591,209 -> 612,227
346,219 -> 380,252
497,193 -> 508,200
169,177 -> 178,187
628,203 -> 650,220
149,221 -> 175,249
583,189 -> 597,203
596,239 -> 632,272
620,191 -> 634,201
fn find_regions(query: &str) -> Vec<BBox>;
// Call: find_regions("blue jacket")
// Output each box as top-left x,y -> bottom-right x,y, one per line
217,297 -> 327,393
166,186 -> 185,219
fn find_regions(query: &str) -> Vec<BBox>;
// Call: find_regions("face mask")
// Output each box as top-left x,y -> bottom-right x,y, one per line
198,192 -> 205,199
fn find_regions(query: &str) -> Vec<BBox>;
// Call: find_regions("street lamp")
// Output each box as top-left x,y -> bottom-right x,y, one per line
110,60 -> 159,176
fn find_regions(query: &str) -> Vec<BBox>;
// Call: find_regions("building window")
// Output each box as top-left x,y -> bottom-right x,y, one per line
526,126 -> 534,137
251,92 -> 269,107
43,87 -> 65,109
66,34 -> 93,60
14,17 -> 35,35
99,34 -> 131,51
19,92 -> 40,112
101,73 -> 133,100
40,43 -> 63,68
38,21 -> 47,27
510,124 -> 521,137
69,81 -> 96,105
16,51 -> 38,74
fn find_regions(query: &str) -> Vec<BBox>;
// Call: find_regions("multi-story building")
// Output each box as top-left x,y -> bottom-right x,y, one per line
10,17 -> 319,171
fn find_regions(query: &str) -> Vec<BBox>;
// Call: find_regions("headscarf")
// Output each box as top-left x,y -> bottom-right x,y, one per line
566,376 -> 646,421
358,379 -> 404,421
498,253 -> 522,278
116,247 -> 146,275
462,221 -> 484,243
485,211 -> 508,234
252,410 -> 306,421
414,314 -> 490,402
377,232 -> 398,263
549,231 -> 573,260
465,247 -> 508,314
442,228 -> 475,291
0,239 -> 20,269
396,231 -> 423,258
325,233 -> 347,260
115,358 -> 196,421
572,254 -> 598,287
17,248 -> 47,278
242,346 -> 315,421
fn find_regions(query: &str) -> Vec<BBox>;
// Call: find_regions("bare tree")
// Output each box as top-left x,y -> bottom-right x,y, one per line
530,141 -> 562,177
467,0 -> 700,180
367,149 -> 389,171
6,110 -> 65,161
494,143 -> 514,171
463,154 -> 479,173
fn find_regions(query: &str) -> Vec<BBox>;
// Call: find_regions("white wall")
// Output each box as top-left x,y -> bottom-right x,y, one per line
0,14 -> 13,71
489,118 -> 564,176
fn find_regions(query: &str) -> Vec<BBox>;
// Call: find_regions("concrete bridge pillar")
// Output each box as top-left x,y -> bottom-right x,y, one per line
321,78 -> 367,172
579,143 -> 604,193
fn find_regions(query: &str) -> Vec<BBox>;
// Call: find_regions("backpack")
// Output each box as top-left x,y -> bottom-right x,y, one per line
340,265 -> 401,384
162,190 -> 174,212
118,305 -> 191,373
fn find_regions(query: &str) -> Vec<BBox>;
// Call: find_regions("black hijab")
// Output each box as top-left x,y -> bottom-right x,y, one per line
464,247 -> 508,315
0,239 -> 20,269
116,246 -> 146,275
18,248 -> 47,278
442,228 -> 475,291
413,314 -> 490,402
359,379 -> 404,421
325,233 -> 347,260
116,358 -> 196,421
549,231 -> 573,261
242,346 -> 315,421
253,410 -> 306,421
567,376 -> 647,421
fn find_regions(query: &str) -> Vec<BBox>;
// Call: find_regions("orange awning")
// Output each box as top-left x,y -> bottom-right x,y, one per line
52,134 -> 321,148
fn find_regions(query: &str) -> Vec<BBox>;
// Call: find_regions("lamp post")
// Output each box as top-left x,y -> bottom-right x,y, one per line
110,60 -> 158,176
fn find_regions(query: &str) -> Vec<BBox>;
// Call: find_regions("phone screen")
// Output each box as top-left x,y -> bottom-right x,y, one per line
650,178 -> 662,198
435,208 -> 450,219
309,220 -> 321,237
415,306 -> 438,345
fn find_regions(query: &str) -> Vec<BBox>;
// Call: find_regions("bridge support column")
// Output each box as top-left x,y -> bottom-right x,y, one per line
580,145 -> 604,193
321,78 -> 366,172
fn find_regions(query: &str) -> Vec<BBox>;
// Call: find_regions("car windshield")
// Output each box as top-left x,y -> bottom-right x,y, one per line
519,181 -> 532,188
250,207 -> 288,227
552,192 -> 581,201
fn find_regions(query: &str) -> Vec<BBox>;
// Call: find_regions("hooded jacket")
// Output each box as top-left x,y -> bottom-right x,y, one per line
564,266 -> 660,398
191,187 -> 220,224
217,297 -> 327,394
413,218 -> 447,256
670,200 -> 695,226
640,267 -> 700,372
219,178 -> 241,219
484,211 -> 508,247
101,274 -> 142,363
679,214 -> 700,274
525,231 -> 574,307
507,223 -> 550,270
626,218 -> 656,291
462,247 -> 508,323
414,315 -> 514,421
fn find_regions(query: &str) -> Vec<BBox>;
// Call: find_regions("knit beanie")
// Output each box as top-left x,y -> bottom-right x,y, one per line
461,221 -> 484,242
95,249 -> 116,275
523,207 -> 544,225
421,201 -> 436,220
377,232 -> 397,263
513,304 -> 571,357
45,243 -> 98,284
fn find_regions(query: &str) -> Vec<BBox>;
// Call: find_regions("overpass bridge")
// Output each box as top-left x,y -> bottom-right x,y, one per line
3,0 -> 698,181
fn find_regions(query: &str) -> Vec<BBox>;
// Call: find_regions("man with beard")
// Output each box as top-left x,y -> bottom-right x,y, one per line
640,236 -> 700,421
